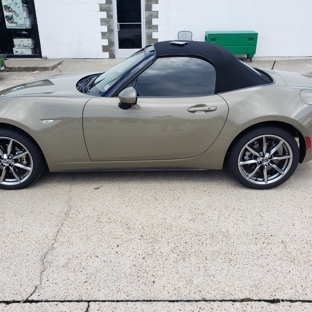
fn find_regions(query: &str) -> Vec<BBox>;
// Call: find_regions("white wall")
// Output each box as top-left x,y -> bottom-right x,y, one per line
35,0 -> 108,58
153,0 -> 312,57
35,0 -> 312,58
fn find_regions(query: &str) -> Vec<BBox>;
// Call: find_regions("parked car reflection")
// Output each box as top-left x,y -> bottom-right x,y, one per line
118,26 -> 142,49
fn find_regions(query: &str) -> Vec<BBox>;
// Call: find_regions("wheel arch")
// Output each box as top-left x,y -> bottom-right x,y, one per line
224,120 -> 306,167
0,122 -> 48,167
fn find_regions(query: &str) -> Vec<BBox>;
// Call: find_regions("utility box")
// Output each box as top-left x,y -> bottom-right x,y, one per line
205,31 -> 258,61
0,55 -> 6,71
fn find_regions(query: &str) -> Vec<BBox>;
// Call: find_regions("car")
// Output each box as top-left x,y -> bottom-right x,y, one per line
1,40 -> 312,190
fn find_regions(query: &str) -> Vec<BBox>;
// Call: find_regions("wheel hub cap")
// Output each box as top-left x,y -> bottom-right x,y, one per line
1,154 -> 10,166
257,153 -> 271,166
263,153 -> 270,166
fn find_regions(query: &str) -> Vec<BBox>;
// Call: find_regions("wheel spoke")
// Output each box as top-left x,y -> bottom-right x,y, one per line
0,148 -> 4,157
12,151 -> 28,160
263,166 -> 268,184
239,159 -> 258,166
246,145 -> 260,157
13,163 -> 32,171
269,140 -> 284,155
9,166 -> 21,182
271,154 -> 292,161
0,167 -> 6,183
270,163 -> 285,176
263,136 -> 267,154
247,164 -> 261,180
7,139 -> 13,155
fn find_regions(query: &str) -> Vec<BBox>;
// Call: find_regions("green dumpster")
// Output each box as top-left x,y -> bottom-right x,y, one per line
205,31 -> 258,61
0,54 -> 6,71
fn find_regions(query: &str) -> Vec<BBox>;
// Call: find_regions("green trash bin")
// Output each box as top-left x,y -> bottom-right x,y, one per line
205,31 -> 258,61
0,54 -> 6,71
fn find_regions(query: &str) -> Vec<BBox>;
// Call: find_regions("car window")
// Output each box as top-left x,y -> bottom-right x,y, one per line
135,57 -> 216,97
89,47 -> 151,95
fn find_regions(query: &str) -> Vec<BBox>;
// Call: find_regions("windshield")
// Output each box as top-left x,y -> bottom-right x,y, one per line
89,49 -> 147,95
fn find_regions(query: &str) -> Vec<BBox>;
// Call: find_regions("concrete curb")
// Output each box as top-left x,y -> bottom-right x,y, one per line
3,56 -> 312,73
5,59 -> 64,72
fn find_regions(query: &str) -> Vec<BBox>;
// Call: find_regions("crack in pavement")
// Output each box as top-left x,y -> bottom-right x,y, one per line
85,302 -> 90,312
1,299 -> 312,305
24,175 -> 75,302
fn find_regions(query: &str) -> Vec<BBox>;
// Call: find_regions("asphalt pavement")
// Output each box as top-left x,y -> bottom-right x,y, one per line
0,57 -> 312,312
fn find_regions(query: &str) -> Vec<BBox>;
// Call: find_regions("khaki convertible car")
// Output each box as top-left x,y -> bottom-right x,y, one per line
1,41 -> 312,190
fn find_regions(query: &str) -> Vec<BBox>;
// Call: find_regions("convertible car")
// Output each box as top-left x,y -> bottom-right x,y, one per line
1,40 -> 312,190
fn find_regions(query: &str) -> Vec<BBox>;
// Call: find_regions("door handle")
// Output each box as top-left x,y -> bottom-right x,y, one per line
187,105 -> 217,113
117,23 -> 120,31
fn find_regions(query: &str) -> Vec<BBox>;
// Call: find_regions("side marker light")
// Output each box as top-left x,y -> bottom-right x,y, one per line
305,137 -> 311,150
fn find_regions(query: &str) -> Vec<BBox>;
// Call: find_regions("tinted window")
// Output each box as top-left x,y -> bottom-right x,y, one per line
89,46 -> 155,96
136,57 -> 216,97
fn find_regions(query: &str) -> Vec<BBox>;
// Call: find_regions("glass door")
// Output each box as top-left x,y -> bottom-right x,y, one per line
113,0 -> 144,58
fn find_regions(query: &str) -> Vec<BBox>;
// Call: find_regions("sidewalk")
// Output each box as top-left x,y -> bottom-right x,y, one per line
4,58 -> 125,75
4,56 -> 312,74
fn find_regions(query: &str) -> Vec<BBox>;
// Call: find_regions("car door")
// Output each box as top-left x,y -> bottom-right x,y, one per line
83,57 -> 229,161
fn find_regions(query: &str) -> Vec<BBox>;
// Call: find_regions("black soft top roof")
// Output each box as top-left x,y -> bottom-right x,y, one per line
153,41 -> 272,93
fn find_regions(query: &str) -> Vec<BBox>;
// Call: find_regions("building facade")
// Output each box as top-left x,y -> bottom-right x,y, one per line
1,0 -> 311,59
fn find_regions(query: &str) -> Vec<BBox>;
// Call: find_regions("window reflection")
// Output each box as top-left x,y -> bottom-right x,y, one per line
136,57 -> 216,97
117,0 -> 142,49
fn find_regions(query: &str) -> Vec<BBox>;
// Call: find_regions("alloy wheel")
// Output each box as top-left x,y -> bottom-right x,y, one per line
238,134 -> 293,185
0,136 -> 33,186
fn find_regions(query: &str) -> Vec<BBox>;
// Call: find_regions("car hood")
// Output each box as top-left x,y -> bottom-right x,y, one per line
0,73 -> 94,98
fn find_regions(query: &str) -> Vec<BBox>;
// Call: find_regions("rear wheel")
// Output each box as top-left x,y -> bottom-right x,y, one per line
228,127 -> 299,189
0,129 -> 45,190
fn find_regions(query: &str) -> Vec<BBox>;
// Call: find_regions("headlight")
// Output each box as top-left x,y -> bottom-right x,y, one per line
300,89 -> 312,104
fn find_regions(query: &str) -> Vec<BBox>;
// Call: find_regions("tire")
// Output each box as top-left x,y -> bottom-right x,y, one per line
0,129 -> 45,190
228,127 -> 299,189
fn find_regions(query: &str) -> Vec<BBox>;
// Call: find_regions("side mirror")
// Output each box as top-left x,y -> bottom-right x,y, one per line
118,87 -> 137,110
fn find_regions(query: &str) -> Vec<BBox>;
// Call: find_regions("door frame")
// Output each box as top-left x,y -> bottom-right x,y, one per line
113,0 -> 146,59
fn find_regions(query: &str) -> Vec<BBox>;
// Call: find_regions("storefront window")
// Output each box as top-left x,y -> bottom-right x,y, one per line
0,0 -> 41,57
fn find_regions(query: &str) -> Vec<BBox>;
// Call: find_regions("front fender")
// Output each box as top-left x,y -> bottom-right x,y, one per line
0,96 -> 91,166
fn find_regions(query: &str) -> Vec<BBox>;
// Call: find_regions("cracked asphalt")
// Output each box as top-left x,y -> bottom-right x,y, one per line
0,58 -> 312,311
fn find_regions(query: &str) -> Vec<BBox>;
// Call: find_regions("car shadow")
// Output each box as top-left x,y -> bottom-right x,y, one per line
38,169 -> 238,189
35,162 -> 312,192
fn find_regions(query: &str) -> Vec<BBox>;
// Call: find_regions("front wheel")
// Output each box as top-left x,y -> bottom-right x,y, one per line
228,127 -> 299,189
0,129 -> 45,190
